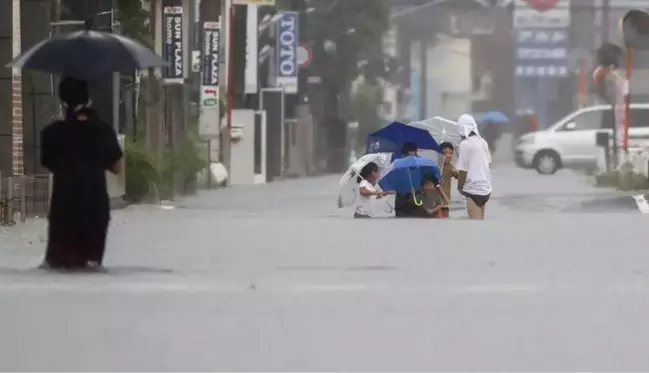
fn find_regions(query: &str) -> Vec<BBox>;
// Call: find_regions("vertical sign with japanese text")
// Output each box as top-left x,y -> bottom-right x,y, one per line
513,0 -> 570,78
199,19 -> 221,137
514,28 -> 569,77
163,6 -> 184,84
275,12 -> 299,94
202,21 -> 220,92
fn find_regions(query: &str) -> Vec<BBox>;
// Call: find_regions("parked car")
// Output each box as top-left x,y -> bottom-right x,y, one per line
515,104 -> 649,175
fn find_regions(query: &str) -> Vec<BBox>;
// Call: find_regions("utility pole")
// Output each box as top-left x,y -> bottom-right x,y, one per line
296,0 -> 315,175
602,0 -> 610,43
221,0 -> 234,183
146,0 -> 164,165
199,0 -> 222,178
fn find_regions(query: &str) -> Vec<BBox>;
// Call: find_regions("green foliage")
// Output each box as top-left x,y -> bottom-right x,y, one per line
124,139 -> 158,202
595,168 -> 649,190
306,0 -> 391,85
124,133 -> 207,202
352,81 -> 382,142
117,0 -> 152,47
157,132 -> 208,200
59,0 -> 151,46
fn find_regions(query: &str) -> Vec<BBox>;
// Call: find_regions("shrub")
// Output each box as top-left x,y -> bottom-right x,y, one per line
124,139 -> 159,202
124,133 -> 207,202
156,133 -> 208,200
595,169 -> 649,190
595,170 -> 620,187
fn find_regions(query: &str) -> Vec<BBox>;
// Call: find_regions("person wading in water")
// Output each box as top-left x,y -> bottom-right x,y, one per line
40,77 -> 123,270
456,114 -> 492,220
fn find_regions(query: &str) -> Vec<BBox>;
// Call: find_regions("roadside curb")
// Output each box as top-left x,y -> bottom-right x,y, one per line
573,194 -> 649,213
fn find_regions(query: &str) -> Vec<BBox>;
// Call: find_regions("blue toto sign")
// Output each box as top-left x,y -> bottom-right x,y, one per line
276,12 -> 299,94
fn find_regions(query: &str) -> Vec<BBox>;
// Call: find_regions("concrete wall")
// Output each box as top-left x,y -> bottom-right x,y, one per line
426,38 -> 472,119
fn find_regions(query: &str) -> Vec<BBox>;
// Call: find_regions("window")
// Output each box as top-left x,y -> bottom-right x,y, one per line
562,109 -> 611,131
629,108 -> 649,128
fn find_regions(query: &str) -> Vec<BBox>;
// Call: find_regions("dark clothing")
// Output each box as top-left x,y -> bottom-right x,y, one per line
394,193 -> 416,217
395,192 -> 431,218
482,122 -> 501,154
466,193 -> 490,208
45,218 -> 109,268
41,108 -> 122,268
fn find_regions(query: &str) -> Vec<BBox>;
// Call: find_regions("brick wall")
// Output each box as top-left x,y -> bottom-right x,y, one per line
21,0 -> 54,175
11,73 -> 23,176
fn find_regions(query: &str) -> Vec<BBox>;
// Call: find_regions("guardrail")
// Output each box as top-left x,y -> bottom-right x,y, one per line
0,173 -> 52,226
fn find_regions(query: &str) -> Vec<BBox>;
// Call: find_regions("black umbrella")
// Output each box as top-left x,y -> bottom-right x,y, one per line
6,21 -> 167,80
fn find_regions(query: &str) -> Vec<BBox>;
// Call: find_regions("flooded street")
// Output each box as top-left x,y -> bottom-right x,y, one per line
2,167 -> 649,371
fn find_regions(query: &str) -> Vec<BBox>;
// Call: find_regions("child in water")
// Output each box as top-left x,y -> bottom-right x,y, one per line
420,176 -> 444,218
438,142 -> 459,218
355,162 -> 394,218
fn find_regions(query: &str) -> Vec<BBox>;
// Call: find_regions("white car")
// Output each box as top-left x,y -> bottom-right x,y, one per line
515,104 -> 649,174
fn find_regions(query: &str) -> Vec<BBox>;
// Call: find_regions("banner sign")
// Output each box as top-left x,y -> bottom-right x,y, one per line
199,85 -> 220,137
514,28 -> 569,77
163,6 -> 184,84
199,20 -> 220,137
513,0 -> 570,78
202,21 -> 220,88
275,12 -> 299,94
245,5 -> 259,94
514,0 -> 569,28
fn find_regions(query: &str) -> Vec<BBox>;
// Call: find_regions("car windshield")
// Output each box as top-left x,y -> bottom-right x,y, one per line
548,107 -> 607,131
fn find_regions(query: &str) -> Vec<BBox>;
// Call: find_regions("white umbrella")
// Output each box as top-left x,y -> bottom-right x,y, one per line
337,153 -> 391,208
410,116 -> 462,146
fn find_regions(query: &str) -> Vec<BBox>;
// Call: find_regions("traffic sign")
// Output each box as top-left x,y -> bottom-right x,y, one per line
298,43 -> 312,68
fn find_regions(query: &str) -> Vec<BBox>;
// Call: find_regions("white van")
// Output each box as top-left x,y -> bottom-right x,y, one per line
515,104 -> 649,174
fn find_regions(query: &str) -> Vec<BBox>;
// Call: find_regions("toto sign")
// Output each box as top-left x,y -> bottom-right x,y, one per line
523,0 -> 560,12
275,12 -> 299,94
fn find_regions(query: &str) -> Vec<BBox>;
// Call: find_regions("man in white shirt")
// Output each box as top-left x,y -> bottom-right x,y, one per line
456,114 -> 492,220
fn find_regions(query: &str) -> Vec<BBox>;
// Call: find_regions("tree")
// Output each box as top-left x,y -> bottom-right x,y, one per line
116,0 -> 151,46
307,0 -> 390,83
351,78 -> 382,149
305,0 -> 391,171
58,0 -> 150,45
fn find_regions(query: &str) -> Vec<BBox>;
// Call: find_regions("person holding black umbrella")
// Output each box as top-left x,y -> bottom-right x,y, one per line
6,19 -> 166,270
40,77 -> 123,270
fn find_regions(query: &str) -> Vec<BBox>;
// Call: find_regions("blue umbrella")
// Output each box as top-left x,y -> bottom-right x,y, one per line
474,111 -> 509,124
366,121 -> 441,154
379,156 -> 441,196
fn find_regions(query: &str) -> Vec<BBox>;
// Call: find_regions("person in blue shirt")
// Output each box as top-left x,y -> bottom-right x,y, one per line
391,141 -> 417,163
393,142 -> 440,217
